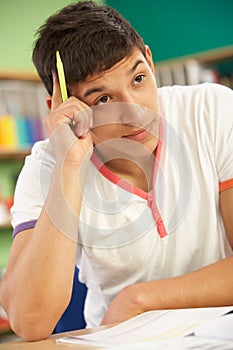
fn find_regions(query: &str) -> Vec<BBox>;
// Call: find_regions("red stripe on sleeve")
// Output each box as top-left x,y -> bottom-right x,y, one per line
219,178 -> 233,192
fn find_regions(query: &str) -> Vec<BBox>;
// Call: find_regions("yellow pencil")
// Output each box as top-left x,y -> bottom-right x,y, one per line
56,50 -> 68,101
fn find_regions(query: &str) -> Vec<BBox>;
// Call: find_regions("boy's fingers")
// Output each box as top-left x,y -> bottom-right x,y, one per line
73,108 -> 93,137
51,72 -> 63,110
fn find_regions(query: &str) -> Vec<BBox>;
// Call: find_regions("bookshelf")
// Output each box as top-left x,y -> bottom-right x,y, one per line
0,150 -> 30,159
0,73 -> 47,146
0,72 -> 47,236
154,45 -> 233,88
0,72 -> 47,336
0,70 -> 47,237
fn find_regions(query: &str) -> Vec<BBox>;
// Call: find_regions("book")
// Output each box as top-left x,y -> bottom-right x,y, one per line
57,306 -> 233,348
0,114 -> 45,150
15,115 -> 29,148
0,115 -> 18,149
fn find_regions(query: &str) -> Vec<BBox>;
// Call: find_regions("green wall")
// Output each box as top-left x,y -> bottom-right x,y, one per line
1,1 -> 233,72
0,0 -> 103,72
107,0 -> 233,62
0,229 -> 12,271
0,159 -> 24,199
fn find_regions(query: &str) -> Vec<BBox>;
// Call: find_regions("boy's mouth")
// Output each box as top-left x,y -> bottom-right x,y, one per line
122,122 -> 152,141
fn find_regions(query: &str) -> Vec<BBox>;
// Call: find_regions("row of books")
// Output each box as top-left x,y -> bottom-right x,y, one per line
155,58 -> 233,88
0,114 -> 45,150
0,79 -> 48,119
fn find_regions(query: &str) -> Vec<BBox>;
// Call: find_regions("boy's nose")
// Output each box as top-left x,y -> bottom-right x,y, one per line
92,102 -> 146,129
120,103 -> 146,128
120,92 -> 136,104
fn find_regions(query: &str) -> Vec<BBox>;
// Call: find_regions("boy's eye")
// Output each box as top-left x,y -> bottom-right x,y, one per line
134,74 -> 145,84
96,95 -> 110,105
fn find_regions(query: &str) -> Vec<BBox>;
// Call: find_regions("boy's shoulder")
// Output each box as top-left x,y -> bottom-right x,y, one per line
158,83 -> 232,118
158,82 -> 231,99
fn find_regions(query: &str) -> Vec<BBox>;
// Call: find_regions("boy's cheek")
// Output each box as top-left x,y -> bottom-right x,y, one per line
91,124 -> 122,143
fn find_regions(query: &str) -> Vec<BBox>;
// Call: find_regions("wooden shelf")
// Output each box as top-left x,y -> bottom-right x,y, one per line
154,45 -> 233,88
0,149 -> 31,160
156,45 -> 233,67
0,70 -> 41,82
0,224 -> 11,231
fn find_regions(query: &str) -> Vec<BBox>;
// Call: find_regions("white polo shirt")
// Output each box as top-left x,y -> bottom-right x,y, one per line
11,83 -> 233,327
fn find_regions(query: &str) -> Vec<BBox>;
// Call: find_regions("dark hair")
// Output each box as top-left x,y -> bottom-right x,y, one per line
32,1 -> 146,96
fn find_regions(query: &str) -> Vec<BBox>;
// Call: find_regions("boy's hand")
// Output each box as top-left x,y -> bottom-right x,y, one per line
101,284 -> 145,325
44,73 -> 93,164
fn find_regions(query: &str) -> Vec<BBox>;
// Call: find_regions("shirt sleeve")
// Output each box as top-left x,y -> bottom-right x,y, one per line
205,84 -> 233,191
11,139 -> 55,237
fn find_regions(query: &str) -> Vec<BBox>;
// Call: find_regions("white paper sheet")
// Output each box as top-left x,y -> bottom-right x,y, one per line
57,306 -> 233,347
107,337 -> 233,350
194,312 -> 233,342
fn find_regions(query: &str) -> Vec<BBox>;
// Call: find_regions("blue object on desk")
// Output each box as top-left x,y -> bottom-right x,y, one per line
53,266 -> 87,333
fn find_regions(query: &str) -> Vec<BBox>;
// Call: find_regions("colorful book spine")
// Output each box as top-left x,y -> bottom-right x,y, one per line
0,114 -> 45,150
0,115 -> 18,149
15,116 -> 29,148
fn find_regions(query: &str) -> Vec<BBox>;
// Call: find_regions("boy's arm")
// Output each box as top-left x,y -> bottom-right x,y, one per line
0,218 -> 77,341
101,187 -> 233,325
220,187 -> 233,247
0,76 -> 93,341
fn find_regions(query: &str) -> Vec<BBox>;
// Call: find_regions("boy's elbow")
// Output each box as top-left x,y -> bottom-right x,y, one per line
0,276 -> 70,341
0,286 -> 54,341
10,313 -> 54,341
13,325 -> 52,342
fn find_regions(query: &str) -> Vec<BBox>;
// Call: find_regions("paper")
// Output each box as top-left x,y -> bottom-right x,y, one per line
194,312 -> 233,342
107,337 -> 233,350
57,306 -> 233,348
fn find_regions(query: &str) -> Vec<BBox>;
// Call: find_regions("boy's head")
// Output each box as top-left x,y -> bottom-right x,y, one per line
32,1 -> 146,96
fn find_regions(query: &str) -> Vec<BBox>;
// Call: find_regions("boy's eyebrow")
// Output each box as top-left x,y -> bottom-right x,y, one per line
83,87 -> 104,98
83,59 -> 144,99
127,59 -> 144,76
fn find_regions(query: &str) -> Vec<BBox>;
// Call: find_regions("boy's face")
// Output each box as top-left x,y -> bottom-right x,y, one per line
70,46 -> 160,154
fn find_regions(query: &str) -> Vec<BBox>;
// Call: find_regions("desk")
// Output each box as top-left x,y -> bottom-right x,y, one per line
2,307 -> 233,349
0,326 -> 111,350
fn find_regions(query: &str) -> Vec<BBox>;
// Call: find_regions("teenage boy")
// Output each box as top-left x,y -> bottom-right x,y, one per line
0,1 -> 233,341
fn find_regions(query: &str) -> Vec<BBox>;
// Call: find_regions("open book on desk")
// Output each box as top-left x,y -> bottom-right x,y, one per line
57,306 -> 233,349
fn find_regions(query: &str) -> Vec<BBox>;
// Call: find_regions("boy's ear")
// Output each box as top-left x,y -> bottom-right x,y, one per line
145,45 -> 155,73
46,96 -> 52,110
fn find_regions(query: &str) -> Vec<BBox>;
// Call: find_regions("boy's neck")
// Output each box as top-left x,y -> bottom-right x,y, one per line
96,149 -> 156,193
94,136 -> 158,192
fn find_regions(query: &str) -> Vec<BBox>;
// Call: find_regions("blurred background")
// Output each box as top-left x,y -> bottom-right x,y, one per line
1,0 -> 233,82
0,0 -> 233,343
